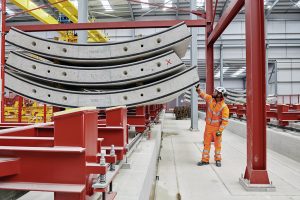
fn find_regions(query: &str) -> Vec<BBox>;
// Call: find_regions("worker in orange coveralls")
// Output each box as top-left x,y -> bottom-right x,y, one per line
195,85 -> 229,167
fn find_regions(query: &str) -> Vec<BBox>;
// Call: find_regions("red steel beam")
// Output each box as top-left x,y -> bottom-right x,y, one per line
205,0 -> 214,95
1,0 -> 6,123
18,96 -> 23,123
208,0 -> 245,45
6,19 -> 206,32
243,0 -> 270,184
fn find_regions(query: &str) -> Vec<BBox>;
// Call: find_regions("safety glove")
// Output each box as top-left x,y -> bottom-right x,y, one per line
216,131 -> 222,137
195,84 -> 200,93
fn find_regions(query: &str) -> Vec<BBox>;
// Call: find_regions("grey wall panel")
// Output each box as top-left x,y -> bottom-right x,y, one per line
223,48 -> 244,59
287,47 -> 300,58
269,47 -> 287,59
6,51 -> 185,87
286,21 -> 300,33
214,79 -> 244,89
277,70 -> 292,82
5,67 -> 199,108
277,83 -> 292,95
6,23 -> 191,65
291,69 -> 300,81
292,83 -> 300,94
267,21 -> 285,34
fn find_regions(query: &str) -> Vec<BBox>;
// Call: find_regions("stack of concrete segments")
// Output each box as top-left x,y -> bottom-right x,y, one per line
5,22 -> 199,108
226,89 -> 247,104
183,90 -> 203,103
226,89 -> 277,104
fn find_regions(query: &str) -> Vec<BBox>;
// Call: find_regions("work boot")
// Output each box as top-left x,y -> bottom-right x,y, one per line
197,161 -> 209,166
216,160 -> 221,167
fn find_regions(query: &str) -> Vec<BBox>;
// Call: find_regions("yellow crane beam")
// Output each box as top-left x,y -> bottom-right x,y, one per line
47,0 -> 108,42
9,0 -> 65,34
9,0 -> 108,43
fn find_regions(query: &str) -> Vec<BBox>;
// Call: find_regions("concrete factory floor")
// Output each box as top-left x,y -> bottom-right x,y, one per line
154,113 -> 300,200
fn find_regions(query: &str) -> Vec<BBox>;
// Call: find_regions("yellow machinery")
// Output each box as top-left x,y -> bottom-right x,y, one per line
4,95 -> 53,123
10,0 -> 108,42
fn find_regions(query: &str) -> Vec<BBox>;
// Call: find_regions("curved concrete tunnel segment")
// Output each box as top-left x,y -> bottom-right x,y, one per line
5,67 -> 199,108
6,51 -> 186,87
6,23 -> 191,65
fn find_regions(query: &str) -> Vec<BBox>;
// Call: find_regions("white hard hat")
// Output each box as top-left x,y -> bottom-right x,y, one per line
215,87 -> 227,96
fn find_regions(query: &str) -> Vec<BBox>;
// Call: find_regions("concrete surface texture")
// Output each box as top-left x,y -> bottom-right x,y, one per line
5,66 -> 199,108
6,51 -> 185,87
155,113 -> 300,200
113,115 -> 163,200
6,23 -> 191,65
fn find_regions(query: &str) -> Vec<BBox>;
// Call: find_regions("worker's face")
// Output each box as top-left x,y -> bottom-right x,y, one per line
213,90 -> 223,102
212,90 -> 218,98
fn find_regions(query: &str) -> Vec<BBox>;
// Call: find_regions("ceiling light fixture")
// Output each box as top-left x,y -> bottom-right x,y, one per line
6,7 -> 15,14
101,0 -> 113,11
214,67 -> 229,78
296,0 -> 300,8
197,0 -> 205,8
0,3 -> 15,14
141,0 -> 149,9
70,0 -> 78,8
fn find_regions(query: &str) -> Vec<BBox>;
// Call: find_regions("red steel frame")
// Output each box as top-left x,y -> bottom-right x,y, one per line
1,0 -> 6,123
0,109 -> 118,200
0,0 -> 271,184
205,0 -> 270,184
244,0 -> 270,184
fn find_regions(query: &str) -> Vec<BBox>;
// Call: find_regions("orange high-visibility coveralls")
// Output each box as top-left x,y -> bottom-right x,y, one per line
199,91 -> 229,162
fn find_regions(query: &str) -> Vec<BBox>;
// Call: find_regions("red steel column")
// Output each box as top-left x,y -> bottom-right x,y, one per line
205,0 -> 214,94
1,0 -> 6,123
18,96 -> 23,123
44,104 -> 47,123
244,0 -> 270,184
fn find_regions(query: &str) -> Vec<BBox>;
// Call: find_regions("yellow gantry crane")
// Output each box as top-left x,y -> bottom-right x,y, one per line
10,0 -> 108,42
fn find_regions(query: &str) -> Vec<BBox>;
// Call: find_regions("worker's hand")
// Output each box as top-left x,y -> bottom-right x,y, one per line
195,84 -> 201,93
216,131 -> 222,137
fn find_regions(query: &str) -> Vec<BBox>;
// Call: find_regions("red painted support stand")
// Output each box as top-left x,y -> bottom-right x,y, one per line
98,107 -> 128,161
127,106 -> 148,133
236,104 -> 246,119
149,104 -> 163,122
0,109 -> 118,200
242,0 -> 271,186
276,105 -> 300,126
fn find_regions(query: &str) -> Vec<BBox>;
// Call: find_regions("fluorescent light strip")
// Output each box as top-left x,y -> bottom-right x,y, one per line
70,0 -> 78,8
101,0 -> 113,11
0,3 -> 15,14
296,0 -> 300,8
231,67 -> 246,77
214,67 -> 229,78
197,0 -> 205,8
141,0 -> 149,9
163,0 -> 172,11
6,7 -> 14,14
